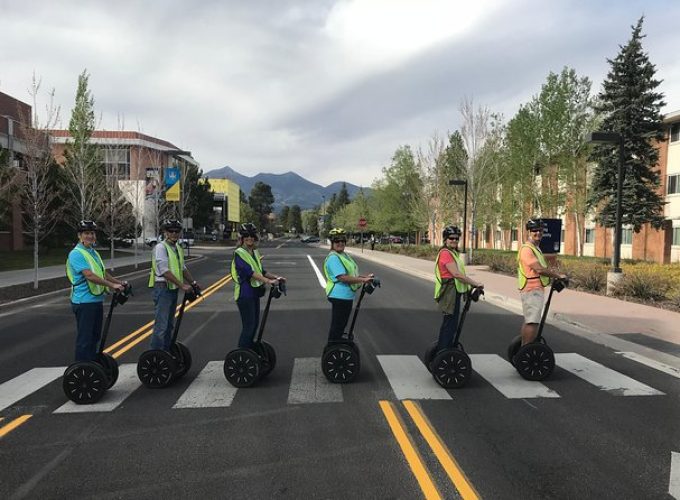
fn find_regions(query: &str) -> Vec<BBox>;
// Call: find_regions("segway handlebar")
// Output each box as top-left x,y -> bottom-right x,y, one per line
363,276 -> 381,295
468,286 -> 484,302
113,283 -> 133,306
551,277 -> 569,293
270,280 -> 286,299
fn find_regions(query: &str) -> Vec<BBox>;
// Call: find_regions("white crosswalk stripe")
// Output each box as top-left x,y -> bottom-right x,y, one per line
616,352 -> 680,379
555,353 -> 664,396
288,357 -> 343,404
54,364 -> 141,413
377,355 -> 452,400
470,354 -> 561,399
173,361 -> 238,408
0,367 -> 64,412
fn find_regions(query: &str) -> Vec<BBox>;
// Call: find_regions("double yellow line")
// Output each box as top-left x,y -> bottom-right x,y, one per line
380,400 -> 480,500
0,415 -> 32,439
105,275 -> 232,359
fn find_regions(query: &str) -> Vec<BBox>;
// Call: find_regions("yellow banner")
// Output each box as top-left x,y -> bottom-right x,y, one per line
166,182 -> 180,201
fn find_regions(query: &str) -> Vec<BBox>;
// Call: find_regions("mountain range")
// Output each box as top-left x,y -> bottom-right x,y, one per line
204,166 -> 369,210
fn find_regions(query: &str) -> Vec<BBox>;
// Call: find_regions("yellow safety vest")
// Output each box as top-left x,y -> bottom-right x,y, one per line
231,247 -> 263,300
148,241 -> 185,290
324,251 -> 359,296
66,246 -> 106,298
517,243 -> 550,289
434,248 -> 470,299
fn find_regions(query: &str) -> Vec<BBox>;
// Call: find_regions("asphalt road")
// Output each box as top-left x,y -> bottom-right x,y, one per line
0,240 -> 678,499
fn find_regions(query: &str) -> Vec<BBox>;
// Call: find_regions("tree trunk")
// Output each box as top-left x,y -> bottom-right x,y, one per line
33,226 -> 39,290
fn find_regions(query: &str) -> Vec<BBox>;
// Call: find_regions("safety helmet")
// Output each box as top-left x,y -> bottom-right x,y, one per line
238,223 -> 258,238
442,225 -> 462,240
77,220 -> 98,232
525,218 -> 544,232
329,228 -> 347,242
162,219 -> 182,231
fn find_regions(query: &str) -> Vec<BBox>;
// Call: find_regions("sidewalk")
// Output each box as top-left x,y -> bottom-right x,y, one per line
343,246 -> 680,365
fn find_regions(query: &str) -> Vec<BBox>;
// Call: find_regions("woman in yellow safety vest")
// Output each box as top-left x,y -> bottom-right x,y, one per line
434,226 -> 483,350
323,228 -> 375,341
66,220 -> 127,361
231,223 -> 285,348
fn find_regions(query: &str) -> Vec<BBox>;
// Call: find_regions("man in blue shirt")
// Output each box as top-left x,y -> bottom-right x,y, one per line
66,220 -> 126,362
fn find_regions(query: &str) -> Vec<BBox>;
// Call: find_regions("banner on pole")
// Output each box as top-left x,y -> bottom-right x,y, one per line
165,167 -> 180,202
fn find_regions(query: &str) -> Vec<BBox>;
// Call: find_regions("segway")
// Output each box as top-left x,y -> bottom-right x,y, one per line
425,286 -> 484,388
223,281 -> 286,388
321,277 -> 381,384
137,283 -> 201,388
62,283 -> 133,404
507,278 -> 569,381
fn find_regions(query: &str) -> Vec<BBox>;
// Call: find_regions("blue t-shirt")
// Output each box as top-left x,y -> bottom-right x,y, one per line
326,254 -> 357,300
68,243 -> 105,304
234,253 -> 267,300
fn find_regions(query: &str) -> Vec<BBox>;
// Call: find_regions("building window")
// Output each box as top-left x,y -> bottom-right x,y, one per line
585,228 -> 595,243
511,229 -> 518,241
668,174 -> 680,195
671,123 -> 680,143
621,228 -> 633,245
102,147 -> 131,179
673,227 -> 680,246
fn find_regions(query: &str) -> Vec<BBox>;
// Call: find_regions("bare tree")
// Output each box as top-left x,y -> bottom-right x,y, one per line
417,132 -> 448,245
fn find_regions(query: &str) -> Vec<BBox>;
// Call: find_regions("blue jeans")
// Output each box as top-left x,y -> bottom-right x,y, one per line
72,302 -> 104,362
236,297 -> 260,349
151,287 -> 179,350
437,293 -> 462,350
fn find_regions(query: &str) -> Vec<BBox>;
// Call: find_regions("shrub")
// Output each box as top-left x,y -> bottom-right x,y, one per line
558,260 -> 608,292
613,269 -> 675,302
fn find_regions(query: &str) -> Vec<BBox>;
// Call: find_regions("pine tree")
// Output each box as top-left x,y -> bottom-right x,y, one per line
588,17 -> 666,231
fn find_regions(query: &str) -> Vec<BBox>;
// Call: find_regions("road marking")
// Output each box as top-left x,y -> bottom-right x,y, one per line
403,400 -> 480,500
54,364 -> 141,413
288,357 -> 343,404
671,452 -> 680,499
470,354 -> 560,399
379,401 -> 442,500
555,353 -> 664,396
0,367 -> 64,412
306,254 -> 326,289
616,351 -> 680,379
0,414 -> 32,438
377,355 -> 452,400
173,361 -> 238,408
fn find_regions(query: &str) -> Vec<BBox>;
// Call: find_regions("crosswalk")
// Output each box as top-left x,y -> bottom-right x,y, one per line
0,351 -> 673,414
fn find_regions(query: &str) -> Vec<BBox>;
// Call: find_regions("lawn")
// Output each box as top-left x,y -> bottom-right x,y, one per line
0,248 -> 131,272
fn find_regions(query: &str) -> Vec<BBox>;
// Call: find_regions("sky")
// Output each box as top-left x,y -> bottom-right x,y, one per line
2,0 -> 680,187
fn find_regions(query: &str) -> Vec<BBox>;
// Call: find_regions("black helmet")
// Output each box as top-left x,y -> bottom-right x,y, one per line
238,223 -> 258,238
525,218 -> 544,231
162,219 -> 182,231
328,228 -> 347,242
77,220 -> 98,232
442,225 -> 462,240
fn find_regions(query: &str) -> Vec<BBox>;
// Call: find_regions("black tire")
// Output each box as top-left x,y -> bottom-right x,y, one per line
507,335 -> 522,365
254,341 -> 276,377
322,344 -> 360,384
423,342 -> 439,373
432,349 -> 472,389
171,342 -> 192,379
62,362 -> 110,404
514,343 -> 555,381
137,350 -> 177,388
96,353 -> 119,389
224,349 -> 261,387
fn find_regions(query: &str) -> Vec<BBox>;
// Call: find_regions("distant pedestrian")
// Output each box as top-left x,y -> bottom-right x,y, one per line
370,234 -> 376,251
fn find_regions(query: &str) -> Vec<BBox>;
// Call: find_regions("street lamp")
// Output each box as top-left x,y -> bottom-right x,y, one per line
449,179 -> 468,254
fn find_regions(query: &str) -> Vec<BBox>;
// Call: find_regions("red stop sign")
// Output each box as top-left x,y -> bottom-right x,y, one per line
358,218 -> 367,227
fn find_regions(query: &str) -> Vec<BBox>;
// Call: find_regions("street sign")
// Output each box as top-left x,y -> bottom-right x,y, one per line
358,217 -> 367,227
539,218 -> 562,254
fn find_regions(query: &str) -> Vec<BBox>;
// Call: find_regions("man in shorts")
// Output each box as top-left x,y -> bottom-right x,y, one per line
517,218 -> 566,345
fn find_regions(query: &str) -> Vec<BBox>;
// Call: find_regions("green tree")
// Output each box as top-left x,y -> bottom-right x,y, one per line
288,205 -> 302,233
336,182 -> 351,207
279,205 -> 290,231
248,181 -> 275,231
187,174 -> 215,229
588,17 -> 666,231
302,208 -> 319,235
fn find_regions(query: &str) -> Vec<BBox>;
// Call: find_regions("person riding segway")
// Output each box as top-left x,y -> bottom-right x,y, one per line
507,218 -> 568,381
63,220 -> 131,403
424,225 -> 484,388
321,227 -> 380,384
223,223 -> 287,388
137,219 -> 201,388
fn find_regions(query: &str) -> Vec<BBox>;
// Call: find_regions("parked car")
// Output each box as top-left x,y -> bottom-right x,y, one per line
145,233 -> 194,249
301,235 -> 320,243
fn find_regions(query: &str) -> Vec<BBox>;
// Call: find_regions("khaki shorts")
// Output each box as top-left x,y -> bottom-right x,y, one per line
521,289 -> 544,324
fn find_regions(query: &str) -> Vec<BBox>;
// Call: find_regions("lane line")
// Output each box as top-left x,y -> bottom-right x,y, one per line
173,361 -> 238,408
306,254 -> 326,289
555,353 -> 664,396
377,355 -> 452,400
288,357 -> 343,404
616,351 -> 680,379
379,400 -> 442,500
671,452 -> 680,499
470,354 -> 560,399
0,367 -> 65,412
0,414 -> 32,438
403,400 -> 481,500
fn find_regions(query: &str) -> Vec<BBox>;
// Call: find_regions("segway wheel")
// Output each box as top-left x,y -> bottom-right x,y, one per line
137,350 -> 177,388
432,349 -> 472,389
171,342 -> 192,379
62,362 -> 110,404
423,342 -> 439,373
507,335 -> 522,365
254,341 -> 277,377
224,349 -> 261,388
322,344 -> 360,384
514,343 -> 555,381
96,353 -> 119,389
